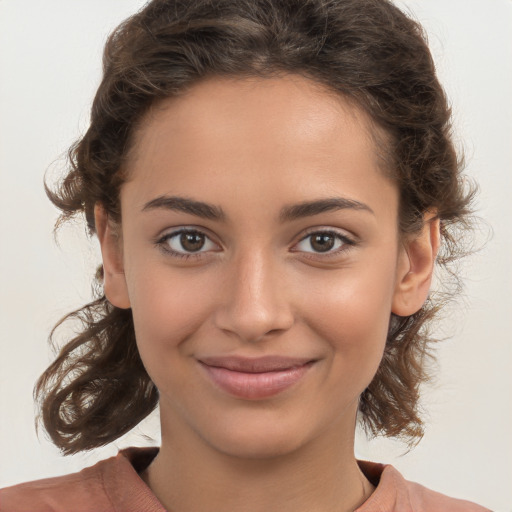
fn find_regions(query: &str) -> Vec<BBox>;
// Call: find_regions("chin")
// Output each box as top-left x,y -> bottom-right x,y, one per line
208,427 -> 309,460
196,404 -> 342,461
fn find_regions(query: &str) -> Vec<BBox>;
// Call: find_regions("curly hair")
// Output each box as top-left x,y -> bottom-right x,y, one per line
35,0 -> 475,454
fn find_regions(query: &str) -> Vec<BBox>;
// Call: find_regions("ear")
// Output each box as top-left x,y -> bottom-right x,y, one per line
94,203 -> 131,309
392,214 -> 441,316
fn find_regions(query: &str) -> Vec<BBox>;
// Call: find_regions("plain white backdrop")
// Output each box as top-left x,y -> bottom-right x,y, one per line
0,1 -> 511,510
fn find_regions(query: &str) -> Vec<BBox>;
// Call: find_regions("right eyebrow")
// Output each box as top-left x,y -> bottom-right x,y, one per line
141,195 -> 226,221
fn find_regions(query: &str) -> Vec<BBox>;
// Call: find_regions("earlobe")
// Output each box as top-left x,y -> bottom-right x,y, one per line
392,215 -> 440,317
94,204 -> 131,309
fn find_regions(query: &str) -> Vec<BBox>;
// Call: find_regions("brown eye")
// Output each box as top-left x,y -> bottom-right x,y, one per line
294,230 -> 354,256
159,229 -> 218,257
309,233 -> 335,252
180,232 -> 205,252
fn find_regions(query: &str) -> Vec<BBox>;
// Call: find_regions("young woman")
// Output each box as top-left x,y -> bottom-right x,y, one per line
0,0 -> 493,510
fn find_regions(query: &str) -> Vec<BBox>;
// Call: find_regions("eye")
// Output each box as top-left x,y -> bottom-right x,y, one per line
294,230 -> 355,256
157,229 -> 218,258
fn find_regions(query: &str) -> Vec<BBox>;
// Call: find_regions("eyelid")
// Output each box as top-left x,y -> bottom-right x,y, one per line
291,227 -> 357,257
155,227 -> 221,259
154,225 -> 357,261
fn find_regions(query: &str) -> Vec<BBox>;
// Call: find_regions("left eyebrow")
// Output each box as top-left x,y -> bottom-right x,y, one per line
279,197 -> 374,222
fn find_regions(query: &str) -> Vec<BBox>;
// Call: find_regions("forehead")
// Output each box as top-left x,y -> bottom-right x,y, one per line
128,74 -> 384,170
121,74 -> 396,220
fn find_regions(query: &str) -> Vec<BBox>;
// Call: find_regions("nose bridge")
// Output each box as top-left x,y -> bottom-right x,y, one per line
214,244 -> 294,342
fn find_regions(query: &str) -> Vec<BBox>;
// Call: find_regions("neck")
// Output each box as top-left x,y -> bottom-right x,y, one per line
141,409 -> 375,512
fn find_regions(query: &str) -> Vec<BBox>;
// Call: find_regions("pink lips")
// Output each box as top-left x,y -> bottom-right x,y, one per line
198,356 -> 316,399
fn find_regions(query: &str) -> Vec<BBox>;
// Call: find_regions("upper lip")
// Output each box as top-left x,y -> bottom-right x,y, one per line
198,356 -> 316,373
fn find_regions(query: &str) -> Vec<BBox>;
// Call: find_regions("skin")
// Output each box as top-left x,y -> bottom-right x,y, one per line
95,74 -> 439,512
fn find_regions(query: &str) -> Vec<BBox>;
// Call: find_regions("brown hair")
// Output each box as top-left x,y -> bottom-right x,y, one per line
35,0 -> 475,454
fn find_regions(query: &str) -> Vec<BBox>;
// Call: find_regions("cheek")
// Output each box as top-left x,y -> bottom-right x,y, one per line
126,263 -> 219,361
300,256 -> 398,385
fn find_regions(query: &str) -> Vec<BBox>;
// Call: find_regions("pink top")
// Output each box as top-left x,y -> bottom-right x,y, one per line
0,447 -> 490,511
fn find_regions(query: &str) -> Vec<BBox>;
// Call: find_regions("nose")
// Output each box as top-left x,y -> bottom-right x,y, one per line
213,249 -> 295,343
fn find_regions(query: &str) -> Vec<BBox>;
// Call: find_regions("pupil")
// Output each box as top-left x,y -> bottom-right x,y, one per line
311,234 -> 334,252
181,232 -> 205,252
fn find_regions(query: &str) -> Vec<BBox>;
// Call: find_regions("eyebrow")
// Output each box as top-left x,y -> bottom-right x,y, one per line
279,197 -> 374,222
141,195 -> 374,222
142,195 -> 226,221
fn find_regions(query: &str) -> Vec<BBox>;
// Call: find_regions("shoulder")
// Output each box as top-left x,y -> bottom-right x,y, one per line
357,460 -> 492,512
404,478 -> 492,512
0,457 -> 116,512
0,447 -> 162,512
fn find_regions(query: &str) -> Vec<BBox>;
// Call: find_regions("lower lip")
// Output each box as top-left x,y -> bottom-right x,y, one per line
199,362 -> 315,400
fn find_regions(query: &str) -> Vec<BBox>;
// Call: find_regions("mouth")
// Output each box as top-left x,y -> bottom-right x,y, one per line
197,356 -> 317,400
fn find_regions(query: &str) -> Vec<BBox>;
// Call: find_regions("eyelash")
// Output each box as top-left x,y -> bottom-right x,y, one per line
155,228 -> 356,261
293,228 -> 356,259
156,229 -> 218,261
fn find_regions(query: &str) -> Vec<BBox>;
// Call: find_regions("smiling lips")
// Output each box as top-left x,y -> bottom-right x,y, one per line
198,356 -> 316,399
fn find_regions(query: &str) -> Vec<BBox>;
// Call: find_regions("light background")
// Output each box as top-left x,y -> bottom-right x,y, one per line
0,1 -> 511,510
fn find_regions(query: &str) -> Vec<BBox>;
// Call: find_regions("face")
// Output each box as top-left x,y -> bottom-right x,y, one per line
97,74 -> 434,459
